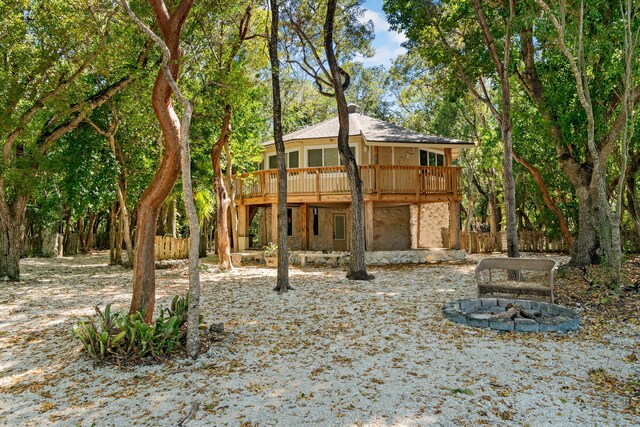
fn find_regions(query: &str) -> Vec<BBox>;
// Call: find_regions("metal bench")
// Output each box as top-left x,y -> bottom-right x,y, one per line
475,258 -> 558,303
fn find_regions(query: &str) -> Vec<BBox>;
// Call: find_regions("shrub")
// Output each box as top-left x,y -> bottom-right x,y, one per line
73,294 -> 200,363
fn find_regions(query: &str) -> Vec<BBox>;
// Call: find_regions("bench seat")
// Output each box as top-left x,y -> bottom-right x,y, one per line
475,258 -> 558,303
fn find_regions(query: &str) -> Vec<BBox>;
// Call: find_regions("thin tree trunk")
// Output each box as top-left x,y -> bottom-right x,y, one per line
125,0 -> 193,322
224,142 -> 239,253
471,0 -> 518,259
324,0 -> 371,280
512,149 -> 572,248
269,0 -> 291,293
109,202 -> 120,264
167,198 -> 177,237
157,202 -> 167,236
211,106 -> 233,270
121,0 -> 198,354
488,184 -> 500,234
116,207 -> 124,262
116,186 -> 134,266
464,196 -> 475,232
84,209 -> 97,252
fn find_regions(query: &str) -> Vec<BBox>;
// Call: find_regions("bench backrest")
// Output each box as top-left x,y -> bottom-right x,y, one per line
475,258 -> 557,273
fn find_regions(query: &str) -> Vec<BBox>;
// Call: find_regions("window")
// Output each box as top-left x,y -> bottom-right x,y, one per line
287,208 -> 293,236
308,149 -> 323,167
267,150 -> 299,169
306,146 -> 357,167
313,208 -> 319,235
288,151 -> 299,168
420,150 -> 444,166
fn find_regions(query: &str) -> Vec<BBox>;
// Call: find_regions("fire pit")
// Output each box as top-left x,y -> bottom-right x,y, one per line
442,298 -> 580,332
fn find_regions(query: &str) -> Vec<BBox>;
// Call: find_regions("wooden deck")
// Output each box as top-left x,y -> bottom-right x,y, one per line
233,165 -> 462,205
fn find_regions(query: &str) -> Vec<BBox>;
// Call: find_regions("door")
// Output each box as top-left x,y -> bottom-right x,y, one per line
333,214 -> 347,251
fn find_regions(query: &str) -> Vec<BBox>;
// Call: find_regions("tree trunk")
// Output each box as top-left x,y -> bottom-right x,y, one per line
167,198 -> 177,237
211,106 -> 233,271
84,209 -> 97,252
488,186 -> 500,234
129,0 -> 193,322
512,149 -> 572,248
324,0 -> 371,280
269,0 -> 291,293
0,200 -> 26,281
502,126 -> 519,259
116,208 -> 124,262
117,186 -> 134,266
464,196 -> 475,232
157,201 -> 167,236
109,202 -> 121,265
224,142 -> 239,253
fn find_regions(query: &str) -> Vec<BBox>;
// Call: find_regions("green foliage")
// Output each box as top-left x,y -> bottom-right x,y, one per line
263,242 -> 279,257
73,294 -> 201,363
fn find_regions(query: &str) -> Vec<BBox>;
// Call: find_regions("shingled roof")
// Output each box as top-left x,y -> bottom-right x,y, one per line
265,106 -> 474,147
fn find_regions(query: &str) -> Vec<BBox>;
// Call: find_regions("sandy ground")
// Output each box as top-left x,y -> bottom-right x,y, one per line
0,252 -> 638,426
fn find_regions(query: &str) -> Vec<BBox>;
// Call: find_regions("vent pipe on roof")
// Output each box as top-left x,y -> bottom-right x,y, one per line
347,103 -> 360,114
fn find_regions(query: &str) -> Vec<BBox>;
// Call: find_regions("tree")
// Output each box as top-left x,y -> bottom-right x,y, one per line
86,103 -> 135,266
127,0 -> 194,322
268,0 -> 292,293
282,0 -> 373,279
0,0 -> 144,279
386,0 -> 520,257
324,0 -> 372,279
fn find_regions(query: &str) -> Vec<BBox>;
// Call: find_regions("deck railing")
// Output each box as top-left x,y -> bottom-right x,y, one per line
234,165 -> 461,200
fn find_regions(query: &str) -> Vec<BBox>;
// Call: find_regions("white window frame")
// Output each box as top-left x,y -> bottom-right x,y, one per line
267,148 -> 300,169
419,149 -> 445,167
304,144 -> 358,167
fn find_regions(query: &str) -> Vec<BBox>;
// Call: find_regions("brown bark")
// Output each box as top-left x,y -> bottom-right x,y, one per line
269,0 -> 291,293
84,209 -> 97,252
224,142 -> 239,253
517,22 -> 612,266
109,202 -> 119,264
157,202 -> 167,235
512,149 -> 573,248
0,195 -> 26,280
471,0 -> 519,260
211,106 -> 233,271
325,0 -> 371,280
129,0 -> 194,322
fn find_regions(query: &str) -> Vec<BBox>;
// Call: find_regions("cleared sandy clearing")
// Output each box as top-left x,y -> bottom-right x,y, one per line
0,252 -> 638,426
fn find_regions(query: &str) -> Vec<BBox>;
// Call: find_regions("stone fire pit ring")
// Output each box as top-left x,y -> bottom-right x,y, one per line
443,298 -> 580,332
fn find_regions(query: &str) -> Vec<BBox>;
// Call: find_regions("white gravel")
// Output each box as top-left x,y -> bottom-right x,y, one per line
0,252 -> 638,426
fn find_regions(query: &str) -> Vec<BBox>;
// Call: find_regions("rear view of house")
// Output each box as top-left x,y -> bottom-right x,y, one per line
233,104 -> 473,252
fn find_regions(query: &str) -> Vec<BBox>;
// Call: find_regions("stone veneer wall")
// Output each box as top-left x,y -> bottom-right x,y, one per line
260,201 -> 450,251
373,206 -> 411,250
419,202 -> 449,248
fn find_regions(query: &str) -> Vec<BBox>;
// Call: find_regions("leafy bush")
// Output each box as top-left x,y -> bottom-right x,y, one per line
73,294 -> 200,363
263,242 -> 278,257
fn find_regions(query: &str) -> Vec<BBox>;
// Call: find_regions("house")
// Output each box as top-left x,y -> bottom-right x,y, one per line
232,104 -> 473,252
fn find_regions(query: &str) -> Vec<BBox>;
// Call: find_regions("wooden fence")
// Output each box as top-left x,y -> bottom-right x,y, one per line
441,228 -> 568,254
155,236 -> 189,260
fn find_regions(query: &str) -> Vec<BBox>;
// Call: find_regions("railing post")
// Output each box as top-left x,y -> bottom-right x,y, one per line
316,169 -> 320,201
261,172 -> 266,197
415,167 -> 420,199
375,164 -> 381,199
